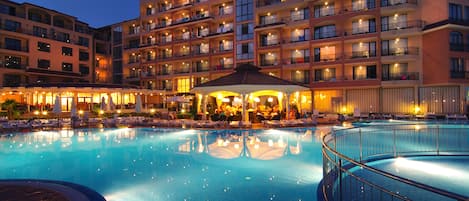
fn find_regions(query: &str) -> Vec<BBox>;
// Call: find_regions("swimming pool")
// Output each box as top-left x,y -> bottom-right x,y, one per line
0,127 -> 326,201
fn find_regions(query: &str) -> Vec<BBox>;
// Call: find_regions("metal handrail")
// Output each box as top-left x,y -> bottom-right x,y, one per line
322,124 -> 469,201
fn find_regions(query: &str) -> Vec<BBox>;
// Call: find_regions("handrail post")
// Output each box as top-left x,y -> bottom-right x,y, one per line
359,128 -> 363,162
338,159 -> 343,201
436,126 -> 440,155
393,129 -> 397,157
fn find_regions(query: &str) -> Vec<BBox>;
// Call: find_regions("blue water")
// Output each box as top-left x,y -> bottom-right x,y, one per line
0,127 -> 326,201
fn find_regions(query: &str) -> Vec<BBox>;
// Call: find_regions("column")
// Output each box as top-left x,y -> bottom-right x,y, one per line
203,94 -> 208,120
285,92 -> 290,120
242,93 -> 248,123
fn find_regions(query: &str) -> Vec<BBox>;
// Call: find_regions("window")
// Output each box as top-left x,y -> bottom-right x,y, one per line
4,38 -> 22,51
314,46 -> 337,61
4,56 -> 22,69
4,19 -> 21,32
56,32 -> 70,43
33,26 -> 47,38
37,59 -> 50,69
236,42 -> 254,60
381,38 -> 408,56
291,70 -> 310,84
113,26 -> 123,44
236,0 -> 253,21
314,25 -> 337,39
291,8 -> 309,21
449,3 -> 463,21
450,58 -> 465,78
450,31 -> 464,51
351,18 -> 376,34
465,6 -> 469,21
146,7 -> 155,15
352,42 -> 376,58
315,68 -> 336,81
112,61 -> 123,84
113,47 -> 122,59
314,3 -> 334,18
291,28 -> 310,42
62,47 -> 73,56
79,64 -> 90,75
381,14 -> 407,31
62,62 -> 73,72
3,74 -> 21,87
0,3 -> 16,16
78,37 -> 89,47
353,65 -> 376,80
236,23 -> 253,40
37,42 -> 50,52
382,63 -> 409,80
352,0 -> 376,11
79,51 -> 89,61
290,49 -> 310,64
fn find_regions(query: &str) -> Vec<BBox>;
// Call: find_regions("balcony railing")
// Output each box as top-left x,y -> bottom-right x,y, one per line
314,54 -> 341,62
450,71 -> 469,79
382,72 -> 419,81
0,63 -> 27,70
341,2 -> 377,13
260,40 -> 280,47
381,47 -> 419,56
141,71 -> 155,78
213,64 -> 234,71
449,43 -> 468,52
284,57 -> 310,65
381,0 -> 417,7
193,66 -> 210,72
381,20 -> 424,32
127,59 -> 139,64
211,46 -> 233,53
174,69 -> 191,74
346,51 -> 377,59
0,43 -> 29,52
157,70 -> 172,75
344,26 -> 376,36
314,76 -> 339,82
256,0 -> 283,8
313,30 -> 341,40
260,60 -> 279,67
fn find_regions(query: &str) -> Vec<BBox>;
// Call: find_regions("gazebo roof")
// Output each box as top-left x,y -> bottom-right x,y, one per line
191,64 -> 309,94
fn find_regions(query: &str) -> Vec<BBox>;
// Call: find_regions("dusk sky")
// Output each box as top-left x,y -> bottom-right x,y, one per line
11,0 -> 140,27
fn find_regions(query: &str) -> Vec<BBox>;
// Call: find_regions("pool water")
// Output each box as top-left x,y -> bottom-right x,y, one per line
0,127 -> 326,201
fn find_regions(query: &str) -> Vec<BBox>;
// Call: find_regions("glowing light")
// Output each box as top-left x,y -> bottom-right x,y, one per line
117,110 -> 122,114
268,97 -> 274,102
254,97 -> 261,103
268,139 -> 274,147
34,111 -> 40,115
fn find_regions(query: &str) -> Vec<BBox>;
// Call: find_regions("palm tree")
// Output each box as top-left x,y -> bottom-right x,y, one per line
1,99 -> 18,120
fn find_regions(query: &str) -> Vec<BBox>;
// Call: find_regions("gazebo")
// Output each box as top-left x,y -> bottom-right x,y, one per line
191,64 -> 310,123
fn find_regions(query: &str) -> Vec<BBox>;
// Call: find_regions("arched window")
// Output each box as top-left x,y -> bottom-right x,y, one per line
450,31 -> 464,51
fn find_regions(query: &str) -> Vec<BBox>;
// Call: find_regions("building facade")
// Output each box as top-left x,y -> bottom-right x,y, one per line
118,0 -> 469,115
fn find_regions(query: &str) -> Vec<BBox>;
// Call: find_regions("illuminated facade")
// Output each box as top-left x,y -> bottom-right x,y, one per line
119,0 -> 469,114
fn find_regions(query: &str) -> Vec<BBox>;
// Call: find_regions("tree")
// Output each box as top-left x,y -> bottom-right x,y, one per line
1,99 -> 18,120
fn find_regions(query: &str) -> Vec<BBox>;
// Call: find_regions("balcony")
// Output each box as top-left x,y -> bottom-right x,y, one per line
346,51 -> 377,59
284,57 -> 310,65
125,75 -> 140,81
382,72 -> 419,81
0,43 -> 29,52
256,0 -> 283,8
158,70 -> 172,75
174,68 -> 191,74
341,2 -> 377,13
313,30 -> 341,40
314,76 -> 339,82
380,0 -> 418,14
450,71 -> 469,79
344,27 -> 376,36
381,47 -> 419,56
213,64 -> 234,71
211,46 -> 233,54
314,53 -> 341,62
381,20 -> 424,37
127,59 -> 140,64
0,63 -> 27,70
260,59 -> 280,67
193,66 -> 210,73
260,40 -> 280,48
158,54 -> 173,60
256,18 -> 286,29
124,44 -> 140,50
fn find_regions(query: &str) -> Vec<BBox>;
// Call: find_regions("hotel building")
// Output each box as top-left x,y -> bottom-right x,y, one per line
117,0 -> 469,115
0,0 -> 159,113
